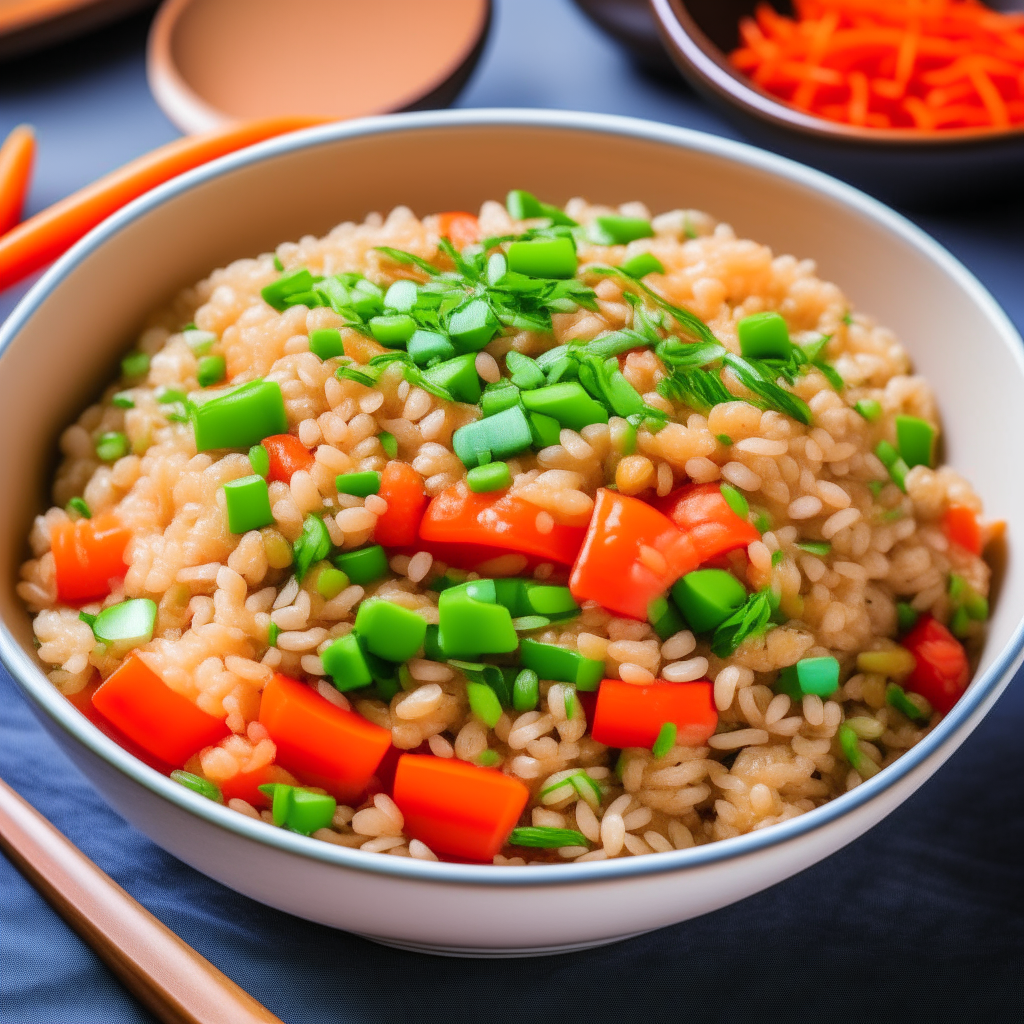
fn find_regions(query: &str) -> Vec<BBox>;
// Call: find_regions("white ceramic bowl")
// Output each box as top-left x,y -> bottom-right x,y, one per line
1,110 -> 1022,956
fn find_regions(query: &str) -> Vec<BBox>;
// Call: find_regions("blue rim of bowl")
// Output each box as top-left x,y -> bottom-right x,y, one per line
2,108 -> 1022,890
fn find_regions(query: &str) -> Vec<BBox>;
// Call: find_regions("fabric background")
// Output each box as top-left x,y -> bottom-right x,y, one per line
2,2 -> 1022,1021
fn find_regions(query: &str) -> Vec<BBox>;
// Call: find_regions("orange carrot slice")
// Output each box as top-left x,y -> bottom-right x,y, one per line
0,124 -> 35,237
51,512 -> 131,603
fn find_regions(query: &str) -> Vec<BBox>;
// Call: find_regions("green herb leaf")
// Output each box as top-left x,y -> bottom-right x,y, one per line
373,246 -> 440,277
722,354 -> 812,424
711,590 -> 775,657
507,826 -> 589,849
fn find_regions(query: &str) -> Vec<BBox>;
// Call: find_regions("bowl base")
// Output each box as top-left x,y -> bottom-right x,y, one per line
359,928 -> 653,958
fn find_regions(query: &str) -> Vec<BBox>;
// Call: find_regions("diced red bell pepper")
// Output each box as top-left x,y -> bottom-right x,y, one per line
654,483 -> 760,563
419,482 -> 586,566
262,434 -> 315,483
374,460 -> 428,547
51,512 -> 131,603
258,673 -> 392,802
392,754 -> 529,862
569,489 -> 700,620
901,615 -> 970,715
592,678 -> 717,749
942,505 -> 983,556
436,211 -> 480,250
91,655 -> 229,767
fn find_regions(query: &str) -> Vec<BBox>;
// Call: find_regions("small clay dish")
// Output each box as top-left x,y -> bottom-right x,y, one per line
649,0 -> 1024,206
147,0 -> 491,135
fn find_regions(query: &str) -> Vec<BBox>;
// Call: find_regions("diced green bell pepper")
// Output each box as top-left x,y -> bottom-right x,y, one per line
519,638 -> 604,690
223,475 -> 274,533
191,379 -> 288,452
671,569 -> 748,633
775,656 -> 840,698
354,599 -> 427,662
333,545 -> 389,585
321,633 -> 373,691
520,382 -> 609,431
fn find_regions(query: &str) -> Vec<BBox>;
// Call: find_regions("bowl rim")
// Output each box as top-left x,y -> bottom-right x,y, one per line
650,0 -> 1024,147
1,106 -> 1023,888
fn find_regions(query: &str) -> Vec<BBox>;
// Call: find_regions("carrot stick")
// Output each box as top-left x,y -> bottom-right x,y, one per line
0,116 -> 329,292
0,124 -> 35,237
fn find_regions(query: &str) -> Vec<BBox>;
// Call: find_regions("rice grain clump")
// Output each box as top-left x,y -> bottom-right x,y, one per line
19,191 -> 998,864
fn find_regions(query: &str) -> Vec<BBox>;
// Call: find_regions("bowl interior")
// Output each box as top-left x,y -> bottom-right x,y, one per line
2,112 -> 1023,837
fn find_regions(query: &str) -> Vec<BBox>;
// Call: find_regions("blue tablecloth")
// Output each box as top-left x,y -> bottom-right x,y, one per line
2,3 -> 1022,1020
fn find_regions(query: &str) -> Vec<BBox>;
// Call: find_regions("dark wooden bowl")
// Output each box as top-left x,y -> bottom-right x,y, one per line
649,0 -> 1024,207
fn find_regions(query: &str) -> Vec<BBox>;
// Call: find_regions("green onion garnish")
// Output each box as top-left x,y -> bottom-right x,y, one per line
652,722 -> 677,759
121,352 -> 150,378
95,432 -> 129,462
66,497 -> 91,519
797,541 -> 830,557
507,826 -> 589,849
170,770 -> 223,803
378,431 -> 398,458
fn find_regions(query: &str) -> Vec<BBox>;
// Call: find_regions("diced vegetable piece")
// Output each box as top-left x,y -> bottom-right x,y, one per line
854,398 -> 882,421
775,656 -> 840,698
336,471 -> 381,497
369,313 -> 416,347
170,770 -> 223,803
671,569 -> 745,630
66,497 -> 91,519
248,444 -> 270,477
91,598 -> 157,647
321,633 -> 373,691
293,514 -> 331,581
655,482 -> 761,564
856,647 -> 916,679
570,489 -> 700,621
508,826 -> 589,849
798,541 -> 831,557
652,722 -> 677,759
481,381 -> 522,416
355,599 -> 427,662
183,329 -> 216,355
420,482 -> 587,565
505,189 -> 576,225
592,678 -> 717,748
423,352 -> 481,404
408,329 -> 456,366
620,252 -> 664,278
316,567 -> 348,599
95,432 -> 128,462
258,783 -> 336,836
452,405 -> 533,468
436,210 -> 480,249
895,415 -> 935,468
121,351 -> 150,378
196,355 -> 226,388
519,638 -> 604,690
191,379 -> 288,452
896,602 -> 919,634
467,462 -> 511,493
378,431 -> 398,458
112,392 -> 134,409
506,237 -> 577,279
448,298 -> 498,352
223,474 -> 274,533
900,615 -> 969,715
671,569 -> 748,633
737,311 -> 791,360
875,440 -> 909,492
437,587 -> 518,658
309,328 -> 344,360
497,581 -> 578,619
261,433 -> 314,483
374,461 -> 428,547
942,505 -> 983,555
505,350 -> 545,390
648,595 -> 686,641
333,545 -> 388,585
589,215 -> 654,245
261,268 -> 315,311
466,681 -> 502,727
512,668 -> 540,712
384,279 -> 418,312
392,754 -> 530,862
528,410 -> 560,448
51,512 -> 130,602
92,655 -> 229,766
520,382 -> 609,431
838,723 -> 879,779
258,673 -> 391,801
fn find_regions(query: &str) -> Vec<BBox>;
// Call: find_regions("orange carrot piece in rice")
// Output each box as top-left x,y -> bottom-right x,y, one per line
262,433 -> 315,483
374,460 -> 428,548
0,124 -> 35,237
592,678 -> 718,749
942,504 -> 983,555
435,211 -> 480,250
51,512 -> 131,603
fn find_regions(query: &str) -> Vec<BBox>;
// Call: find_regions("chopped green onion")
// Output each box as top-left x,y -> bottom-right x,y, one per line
719,483 -> 749,519
447,298 -> 499,352
505,189 -> 577,226
95,432 -> 129,462
452,404 -> 533,468
248,444 -> 270,477
378,431 -> 398,458
321,634 -> 372,691
519,638 -> 604,691
408,329 -> 456,366
895,414 -> 935,469
506,237 -> 577,279
309,328 -> 344,360
258,783 -> 336,836
885,682 -> 928,721
648,596 -> 686,641
512,615 -> 550,632
466,461 -> 512,493
737,311 -> 792,360
475,749 -> 502,767
776,656 -> 840,698
528,411 -> 561,449
652,722 -> 677,759
267,622 -> 280,647
508,826 -> 589,849
170,770 -> 223,803
771,549 -> 784,567
423,353 -> 482,404
589,215 -> 654,245
66,497 -> 91,519
505,350 -> 546,390
384,279 -> 418,312
292,514 -> 332,580
620,252 -> 664,278
191,379 -> 288,452
197,355 -> 226,388
90,598 -> 157,647
316,567 -> 349,600
868,479 -> 884,498
672,569 -> 748,633
875,440 -> 909,492
355,599 -> 427,662
896,602 -> 919,633
950,605 -> 971,637
369,313 -> 416,347
710,590 -> 774,657
717,433 -> 732,446
335,471 -> 381,497
121,351 -> 150,378
112,391 -> 135,408
261,268 -> 316,311
512,668 -> 540,712
520,382 -> 609,431
437,586 -> 518,658
797,541 -> 831,557
854,398 -> 882,421
183,329 -> 217,355
466,680 -> 503,728
838,723 -> 880,779
333,545 -> 389,585
223,475 -> 274,534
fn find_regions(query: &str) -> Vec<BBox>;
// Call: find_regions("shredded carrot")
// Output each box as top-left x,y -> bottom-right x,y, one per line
0,116 -> 329,292
728,1 -> 1024,131
0,124 -> 35,237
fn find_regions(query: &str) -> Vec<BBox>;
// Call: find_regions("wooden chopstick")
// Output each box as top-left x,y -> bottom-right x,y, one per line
0,777 -> 284,1024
